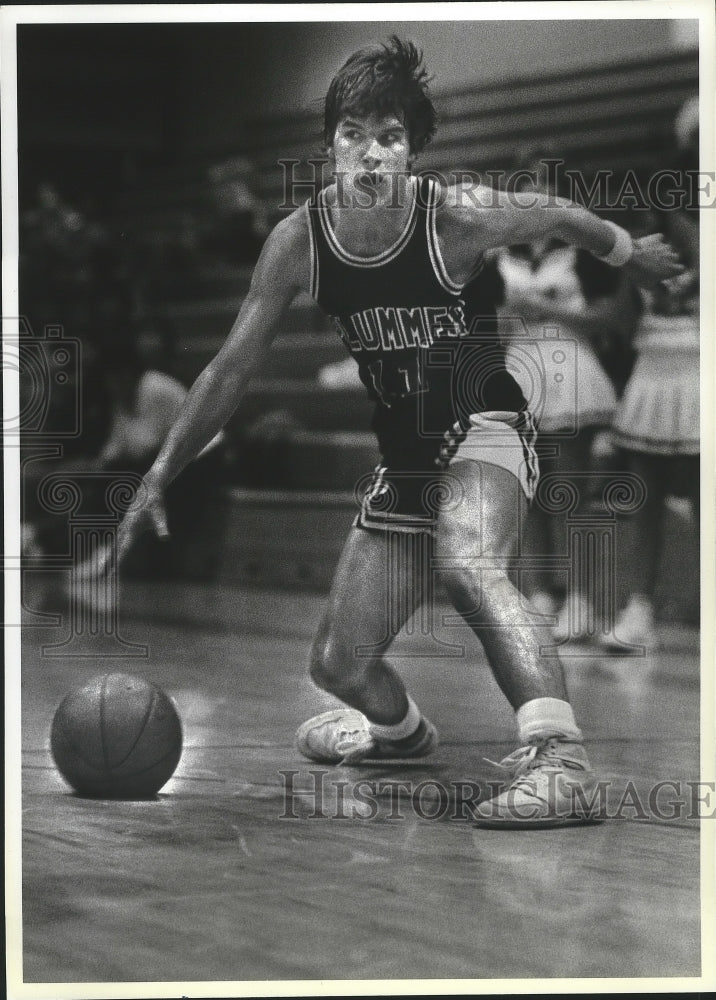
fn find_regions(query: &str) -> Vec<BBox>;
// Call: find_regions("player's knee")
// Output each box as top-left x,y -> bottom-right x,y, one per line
440,561 -> 511,620
438,509 -> 514,565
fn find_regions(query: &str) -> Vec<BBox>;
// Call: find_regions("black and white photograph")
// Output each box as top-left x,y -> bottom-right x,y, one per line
3,2 -> 715,996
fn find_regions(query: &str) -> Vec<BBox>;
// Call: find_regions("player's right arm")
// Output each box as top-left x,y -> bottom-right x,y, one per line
115,210 -> 310,563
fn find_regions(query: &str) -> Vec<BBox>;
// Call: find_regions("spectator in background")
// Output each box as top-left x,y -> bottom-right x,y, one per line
204,156 -> 270,265
19,182 -> 133,457
27,334 -> 227,581
20,182 -> 113,338
99,339 -> 189,470
19,182 -> 227,582
497,155 -> 641,640
95,337 -> 227,577
606,99 -> 699,651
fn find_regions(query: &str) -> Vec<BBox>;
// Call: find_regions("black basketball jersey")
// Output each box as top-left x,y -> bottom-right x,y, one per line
305,175 -> 526,464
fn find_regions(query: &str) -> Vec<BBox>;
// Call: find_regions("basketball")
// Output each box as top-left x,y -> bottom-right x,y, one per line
50,673 -> 183,798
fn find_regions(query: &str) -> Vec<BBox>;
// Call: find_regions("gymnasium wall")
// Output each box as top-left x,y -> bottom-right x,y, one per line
173,19 -> 692,156
18,17 -> 698,198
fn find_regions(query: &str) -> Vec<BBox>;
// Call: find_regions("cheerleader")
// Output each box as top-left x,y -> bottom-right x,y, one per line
608,273 -> 699,649
606,97 -> 700,651
498,236 -> 640,639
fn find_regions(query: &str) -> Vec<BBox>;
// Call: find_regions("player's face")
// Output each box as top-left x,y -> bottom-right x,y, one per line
329,112 -> 412,204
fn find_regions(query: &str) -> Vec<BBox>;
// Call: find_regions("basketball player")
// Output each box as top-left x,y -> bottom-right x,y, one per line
113,38 -> 682,827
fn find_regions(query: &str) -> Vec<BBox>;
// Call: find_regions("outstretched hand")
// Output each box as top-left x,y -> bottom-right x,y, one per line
117,478 -> 169,564
624,233 -> 685,289
73,477 -> 169,582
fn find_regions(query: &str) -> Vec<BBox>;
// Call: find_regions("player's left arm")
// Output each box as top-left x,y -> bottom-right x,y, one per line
446,183 -> 684,288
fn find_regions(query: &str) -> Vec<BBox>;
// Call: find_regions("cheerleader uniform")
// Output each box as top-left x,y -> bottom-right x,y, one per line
611,310 -> 699,457
497,243 -> 617,434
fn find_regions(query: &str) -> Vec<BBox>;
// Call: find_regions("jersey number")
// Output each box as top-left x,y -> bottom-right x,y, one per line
366,358 -> 426,404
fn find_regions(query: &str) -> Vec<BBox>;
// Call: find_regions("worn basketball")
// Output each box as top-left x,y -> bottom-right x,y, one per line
50,673 -> 183,798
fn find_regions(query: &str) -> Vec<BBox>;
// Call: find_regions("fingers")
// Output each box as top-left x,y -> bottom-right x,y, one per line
72,541 -> 114,592
69,492 -> 170,587
114,502 -> 169,566
73,547 -> 109,582
660,274 -> 678,289
631,243 -> 685,281
638,233 -> 681,260
116,522 -> 136,566
151,505 -> 170,539
635,233 -> 664,248
658,258 -> 685,278
96,543 -> 113,576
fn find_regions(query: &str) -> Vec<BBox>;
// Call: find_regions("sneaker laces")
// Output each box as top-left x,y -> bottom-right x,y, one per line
334,725 -> 374,764
484,738 -> 585,796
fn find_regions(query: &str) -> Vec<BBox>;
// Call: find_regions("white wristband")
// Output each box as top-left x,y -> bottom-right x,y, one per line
596,220 -> 634,267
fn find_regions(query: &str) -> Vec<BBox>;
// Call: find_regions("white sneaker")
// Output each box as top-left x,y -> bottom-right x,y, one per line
553,593 -> 593,643
605,595 -> 658,651
296,708 -> 438,765
473,737 -> 606,828
529,591 -> 558,619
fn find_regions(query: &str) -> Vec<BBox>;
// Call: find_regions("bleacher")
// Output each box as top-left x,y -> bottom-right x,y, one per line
241,47 -> 699,210
120,46 -> 698,240
120,48 -> 699,611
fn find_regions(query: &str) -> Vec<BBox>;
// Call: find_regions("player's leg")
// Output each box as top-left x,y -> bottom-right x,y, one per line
548,428 -> 598,640
617,451 -> 665,599
515,430 -> 595,624
297,522 -> 437,764
436,458 -> 568,706
309,523 -> 424,721
610,450 -> 665,647
436,417 -> 603,827
685,454 -> 700,528
518,439 -> 554,613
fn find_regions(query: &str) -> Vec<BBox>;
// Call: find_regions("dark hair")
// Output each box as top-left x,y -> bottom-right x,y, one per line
323,36 -> 437,155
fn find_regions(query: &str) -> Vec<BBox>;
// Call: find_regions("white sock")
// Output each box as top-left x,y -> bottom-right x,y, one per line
516,697 -> 583,744
369,696 -> 421,741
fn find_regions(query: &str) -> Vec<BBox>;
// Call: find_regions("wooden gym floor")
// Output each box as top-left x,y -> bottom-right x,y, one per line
12,577 -> 709,992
